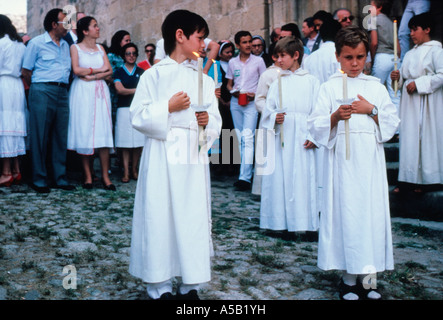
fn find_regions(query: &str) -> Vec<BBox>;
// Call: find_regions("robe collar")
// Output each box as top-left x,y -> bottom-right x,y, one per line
329,70 -> 379,82
413,40 -> 442,50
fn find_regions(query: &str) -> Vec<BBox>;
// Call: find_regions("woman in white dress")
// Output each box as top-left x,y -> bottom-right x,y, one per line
68,16 -> 115,190
0,15 -> 27,187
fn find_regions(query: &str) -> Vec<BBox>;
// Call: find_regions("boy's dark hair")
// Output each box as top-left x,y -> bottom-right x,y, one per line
408,12 -> 435,37
121,42 -> 139,60
335,25 -> 369,56
319,19 -> 342,42
281,23 -> 301,39
76,16 -> 95,44
43,8 -> 63,32
162,10 -> 209,56
234,30 -> 252,45
274,36 -> 304,65
372,0 -> 392,15
109,30 -> 130,55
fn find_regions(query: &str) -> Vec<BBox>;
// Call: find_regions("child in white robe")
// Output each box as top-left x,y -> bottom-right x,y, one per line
260,36 -> 320,234
391,12 -> 443,193
308,26 -> 400,300
128,10 -> 222,300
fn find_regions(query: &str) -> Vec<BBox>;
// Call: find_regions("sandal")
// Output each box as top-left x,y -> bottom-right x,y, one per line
338,279 -> 359,300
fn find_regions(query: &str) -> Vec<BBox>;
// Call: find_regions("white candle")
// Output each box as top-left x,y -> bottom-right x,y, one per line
393,20 -> 399,97
393,20 -> 398,60
278,70 -> 284,148
341,70 -> 350,160
198,56 -> 203,106
212,59 -> 218,85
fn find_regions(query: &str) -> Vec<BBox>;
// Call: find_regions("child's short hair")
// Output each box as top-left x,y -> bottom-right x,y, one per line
408,12 -> 435,37
234,31 -> 252,45
372,0 -> 392,15
161,10 -> 209,56
274,36 -> 304,65
335,25 -> 369,56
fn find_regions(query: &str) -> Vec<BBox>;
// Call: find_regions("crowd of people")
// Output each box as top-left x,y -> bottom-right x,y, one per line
0,0 -> 441,301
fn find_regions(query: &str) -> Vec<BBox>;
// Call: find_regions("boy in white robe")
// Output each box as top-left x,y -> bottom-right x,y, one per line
391,12 -> 443,193
308,26 -> 400,300
260,36 -> 320,234
251,54 -> 281,196
128,10 -> 222,300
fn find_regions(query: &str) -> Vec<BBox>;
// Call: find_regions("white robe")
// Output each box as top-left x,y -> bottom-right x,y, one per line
302,41 -> 340,216
128,57 -> 222,284
308,72 -> 399,274
260,69 -> 320,232
252,64 -> 282,195
303,41 -> 340,84
396,41 -> 443,184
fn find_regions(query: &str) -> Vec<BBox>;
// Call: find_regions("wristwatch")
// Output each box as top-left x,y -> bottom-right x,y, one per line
369,105 -> 378,117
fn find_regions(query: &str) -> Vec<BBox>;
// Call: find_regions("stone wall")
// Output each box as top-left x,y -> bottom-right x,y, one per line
27,0 -> 441,57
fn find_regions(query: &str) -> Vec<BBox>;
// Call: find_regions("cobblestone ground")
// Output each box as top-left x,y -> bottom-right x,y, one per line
0,165 -> 442,301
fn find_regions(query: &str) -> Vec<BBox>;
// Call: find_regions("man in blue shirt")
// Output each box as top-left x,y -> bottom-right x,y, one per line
22,8 -> 75,193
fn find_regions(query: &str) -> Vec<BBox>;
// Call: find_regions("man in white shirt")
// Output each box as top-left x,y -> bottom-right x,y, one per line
226,31 -> 266,191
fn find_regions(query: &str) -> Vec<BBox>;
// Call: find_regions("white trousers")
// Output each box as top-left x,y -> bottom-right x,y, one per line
372,53 -> 401,114
230,97 -> 258,183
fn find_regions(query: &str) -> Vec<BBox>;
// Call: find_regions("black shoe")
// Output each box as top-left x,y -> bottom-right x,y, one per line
234,180 -> 251,191
82,183 -> 93,190
30,184 -> 50,193
56,184 -> 76,191
156,292 -> 175,300
176,289 -> 200,300
338,279 -> 359,300
356,280 -> 382,300
102,180 -> 116,191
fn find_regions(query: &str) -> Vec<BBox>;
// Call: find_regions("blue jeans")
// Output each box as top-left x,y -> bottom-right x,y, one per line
372,53 -> 401,114
230,97 -> 258,183
398,0 -> 430,61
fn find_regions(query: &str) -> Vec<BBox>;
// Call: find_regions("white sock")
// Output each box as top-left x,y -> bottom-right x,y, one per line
342,272 -> 357,286
342,272 -> 359,300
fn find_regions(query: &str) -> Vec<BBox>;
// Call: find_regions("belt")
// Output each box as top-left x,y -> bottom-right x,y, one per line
44,82 -> 68,88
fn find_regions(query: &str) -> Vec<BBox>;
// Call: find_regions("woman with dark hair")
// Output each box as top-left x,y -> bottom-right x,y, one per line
108,30 -> 131,72
113,43 -> 145,182
0,15 -> 26,186
67,16 -> 116,190
107,30 -> 131,129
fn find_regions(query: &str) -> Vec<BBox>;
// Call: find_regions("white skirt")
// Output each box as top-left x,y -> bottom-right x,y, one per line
115,107 -> 145,148
0,75 -> 27,158
0,136 -> 26,158
68,78 -> 114,155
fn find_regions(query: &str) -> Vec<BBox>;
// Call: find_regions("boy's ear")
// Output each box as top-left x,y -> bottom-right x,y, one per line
294,51 -> 300,61
175,28 -> 185,44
